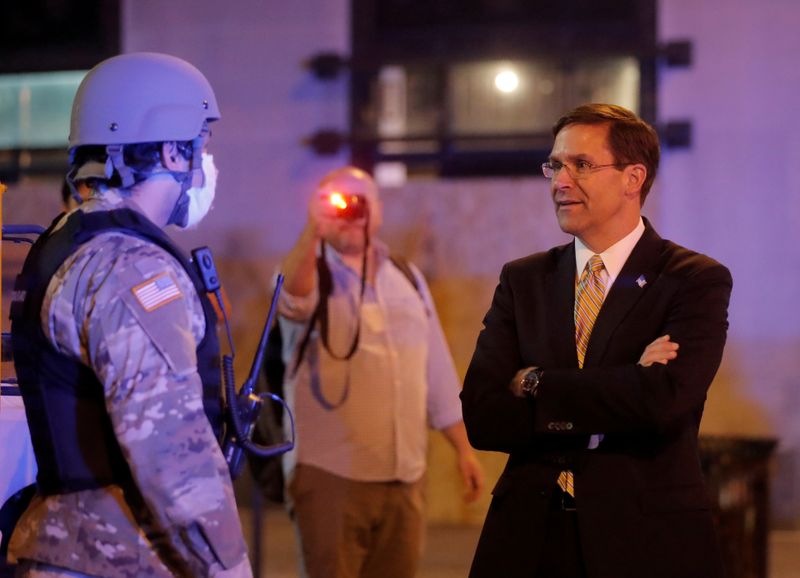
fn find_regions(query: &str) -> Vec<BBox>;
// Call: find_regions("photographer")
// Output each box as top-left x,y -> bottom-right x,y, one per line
277,166 -> 484,578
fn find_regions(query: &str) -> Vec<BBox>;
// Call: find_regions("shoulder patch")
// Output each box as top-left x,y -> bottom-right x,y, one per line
131,271 -> 183,312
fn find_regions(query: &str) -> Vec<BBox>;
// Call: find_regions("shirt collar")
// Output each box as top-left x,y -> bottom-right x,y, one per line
574,217 -> 645,286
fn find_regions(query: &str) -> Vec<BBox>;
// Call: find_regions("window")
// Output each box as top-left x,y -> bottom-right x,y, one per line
0,71 -> 86,150
350,0 -> 657,177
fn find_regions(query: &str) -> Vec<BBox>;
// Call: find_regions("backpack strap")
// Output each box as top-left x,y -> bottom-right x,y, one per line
388,254 -> 430,317
389,254 -> 419,293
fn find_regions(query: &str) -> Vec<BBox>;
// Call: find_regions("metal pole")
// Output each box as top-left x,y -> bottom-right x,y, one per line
252,475 -> 264,576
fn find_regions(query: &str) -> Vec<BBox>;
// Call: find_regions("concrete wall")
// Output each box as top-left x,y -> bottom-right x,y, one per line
657,0 -> 800,526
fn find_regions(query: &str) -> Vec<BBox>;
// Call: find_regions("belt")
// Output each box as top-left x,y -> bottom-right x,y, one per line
560,490 -> 577,512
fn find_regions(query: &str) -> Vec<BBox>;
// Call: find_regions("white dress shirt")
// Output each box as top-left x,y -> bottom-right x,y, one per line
574,217 -> 646,448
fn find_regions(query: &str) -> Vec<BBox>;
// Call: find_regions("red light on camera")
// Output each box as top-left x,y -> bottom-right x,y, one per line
325,191 -> 367,221
329,191 -> 348,209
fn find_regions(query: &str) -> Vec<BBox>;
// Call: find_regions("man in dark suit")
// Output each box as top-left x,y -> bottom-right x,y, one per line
461,103 -> 732,578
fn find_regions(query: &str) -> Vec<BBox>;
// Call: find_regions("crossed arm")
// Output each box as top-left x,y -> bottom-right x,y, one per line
462,256 -> 732,452
509,334 -> 679,397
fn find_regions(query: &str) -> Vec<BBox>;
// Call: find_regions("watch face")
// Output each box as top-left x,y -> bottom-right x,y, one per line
522,371 -> 536,392
522,369 -> 540,395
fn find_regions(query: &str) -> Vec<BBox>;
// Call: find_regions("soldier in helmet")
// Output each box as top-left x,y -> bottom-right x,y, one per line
8,53 -> 251,578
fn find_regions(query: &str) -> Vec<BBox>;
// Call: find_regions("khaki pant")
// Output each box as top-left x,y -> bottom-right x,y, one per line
288,464 -> 425,578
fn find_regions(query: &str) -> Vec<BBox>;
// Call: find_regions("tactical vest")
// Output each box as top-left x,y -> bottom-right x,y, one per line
9,208 -> 224,495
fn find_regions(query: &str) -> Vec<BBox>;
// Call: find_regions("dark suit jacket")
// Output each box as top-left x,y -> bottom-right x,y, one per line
461,220 -> 732,578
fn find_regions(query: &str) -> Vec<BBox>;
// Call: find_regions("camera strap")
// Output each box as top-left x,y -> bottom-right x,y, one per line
316,234 -> 369,361
290,216 -> 370,378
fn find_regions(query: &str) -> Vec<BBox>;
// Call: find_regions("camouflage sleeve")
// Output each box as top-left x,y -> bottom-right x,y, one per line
46,233 -> 249,577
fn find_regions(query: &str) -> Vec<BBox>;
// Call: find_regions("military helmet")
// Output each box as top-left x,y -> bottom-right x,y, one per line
69,52 -> 220,150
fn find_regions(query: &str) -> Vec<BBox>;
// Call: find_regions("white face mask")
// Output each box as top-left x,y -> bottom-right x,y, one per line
183,152 -> 218,228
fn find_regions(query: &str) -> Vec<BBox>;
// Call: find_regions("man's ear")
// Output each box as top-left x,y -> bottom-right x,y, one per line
625,164 -> 647,199
160,141 -> 185,171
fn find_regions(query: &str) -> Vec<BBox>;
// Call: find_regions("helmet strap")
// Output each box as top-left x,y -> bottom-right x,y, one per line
105,144 -> 136,189
64,166 -> 84,206
165,137 -> 203,227
188,135 -> 204,187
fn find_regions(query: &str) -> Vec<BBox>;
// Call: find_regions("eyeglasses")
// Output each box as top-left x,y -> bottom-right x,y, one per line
541,160 -> 629,180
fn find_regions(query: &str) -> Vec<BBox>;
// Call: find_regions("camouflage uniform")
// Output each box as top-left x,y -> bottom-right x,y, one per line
9,193 -> 251,578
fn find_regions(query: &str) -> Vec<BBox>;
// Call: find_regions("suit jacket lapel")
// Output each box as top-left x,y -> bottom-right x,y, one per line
584,220 -> 665,367
546,242 -> 580,368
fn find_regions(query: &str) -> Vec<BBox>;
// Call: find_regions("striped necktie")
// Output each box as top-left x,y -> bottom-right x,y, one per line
558,254 -> 606,497
575,254 -> 606,369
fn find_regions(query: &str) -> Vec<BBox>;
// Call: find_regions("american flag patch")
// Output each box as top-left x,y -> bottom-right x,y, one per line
132,272 -> 182,311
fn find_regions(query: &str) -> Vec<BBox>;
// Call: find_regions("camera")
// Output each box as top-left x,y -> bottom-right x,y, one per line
327,192 -> 367,221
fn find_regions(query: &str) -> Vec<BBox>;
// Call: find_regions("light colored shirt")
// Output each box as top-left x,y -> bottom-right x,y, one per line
278,240 -> 463,483
574,217 -> 646,449
574,217 -> 646,296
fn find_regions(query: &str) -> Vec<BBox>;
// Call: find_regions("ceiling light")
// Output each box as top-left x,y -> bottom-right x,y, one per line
494,69 -> 519,93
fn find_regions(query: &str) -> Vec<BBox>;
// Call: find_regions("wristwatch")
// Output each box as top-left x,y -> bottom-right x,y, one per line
521,367 -> 543,398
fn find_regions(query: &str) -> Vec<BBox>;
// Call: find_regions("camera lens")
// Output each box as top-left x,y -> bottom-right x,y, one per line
330,193 -> 367,221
